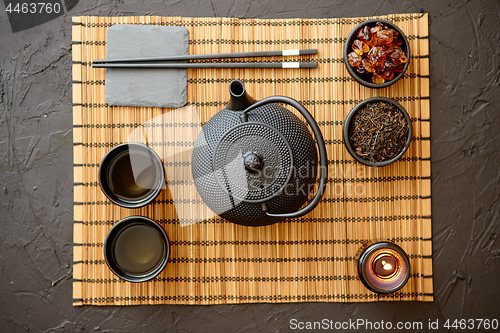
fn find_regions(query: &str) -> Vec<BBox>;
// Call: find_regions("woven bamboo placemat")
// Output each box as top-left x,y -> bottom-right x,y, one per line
72,13 -> 432,306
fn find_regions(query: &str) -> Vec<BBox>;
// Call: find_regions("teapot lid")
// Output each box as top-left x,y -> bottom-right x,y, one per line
213,122 -> 293,203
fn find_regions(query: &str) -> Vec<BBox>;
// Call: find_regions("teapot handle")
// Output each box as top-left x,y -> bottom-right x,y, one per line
241,96 -> 328,219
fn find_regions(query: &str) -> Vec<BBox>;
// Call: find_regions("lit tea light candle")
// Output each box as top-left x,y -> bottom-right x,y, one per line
372,254 -> 397,278
357,242 -> 410,294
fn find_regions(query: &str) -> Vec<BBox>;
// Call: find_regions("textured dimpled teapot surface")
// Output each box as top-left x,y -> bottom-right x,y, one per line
213,122 -> 293,203
192,99 -> 318,227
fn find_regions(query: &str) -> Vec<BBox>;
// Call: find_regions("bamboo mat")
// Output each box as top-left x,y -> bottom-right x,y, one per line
72,13 -> 432,306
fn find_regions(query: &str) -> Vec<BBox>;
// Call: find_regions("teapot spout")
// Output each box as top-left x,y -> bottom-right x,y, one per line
226,80 -> 257,111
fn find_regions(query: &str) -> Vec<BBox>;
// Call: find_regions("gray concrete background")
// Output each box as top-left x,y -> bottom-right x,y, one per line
0,0 -> 499,332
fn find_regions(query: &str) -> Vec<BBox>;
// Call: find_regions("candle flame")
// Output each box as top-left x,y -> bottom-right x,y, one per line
381,260 -> 393,271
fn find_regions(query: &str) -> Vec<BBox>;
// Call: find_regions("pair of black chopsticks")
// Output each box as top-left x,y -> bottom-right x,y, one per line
92,49 -> 318,69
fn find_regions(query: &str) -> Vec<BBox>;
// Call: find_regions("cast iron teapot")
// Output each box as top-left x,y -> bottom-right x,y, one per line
191,80 -> 327,226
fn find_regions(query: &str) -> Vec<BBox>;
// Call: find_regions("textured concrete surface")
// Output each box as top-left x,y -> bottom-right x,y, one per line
0,0 -> 499,332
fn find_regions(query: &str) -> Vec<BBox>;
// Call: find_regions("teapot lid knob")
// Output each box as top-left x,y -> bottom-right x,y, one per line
243,152 -> 263,172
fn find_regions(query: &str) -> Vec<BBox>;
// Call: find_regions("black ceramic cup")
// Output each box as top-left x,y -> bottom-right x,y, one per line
344,19 -> 410,88
104,216 -> 170,283
98,143 -> 165,208
343,97 -> 412,167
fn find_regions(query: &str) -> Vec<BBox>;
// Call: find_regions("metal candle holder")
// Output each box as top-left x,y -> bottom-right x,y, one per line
357,242 -> 411,294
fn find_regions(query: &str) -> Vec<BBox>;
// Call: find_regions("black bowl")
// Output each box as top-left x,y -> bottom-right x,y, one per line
104,216 -> 170,283
343,97 -> 412,167
344,19 -> 410,88
98,142 -> 165,208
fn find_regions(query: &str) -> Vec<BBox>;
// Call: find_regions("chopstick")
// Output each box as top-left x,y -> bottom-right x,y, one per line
92,62 -> 317,69
92,49 -> 317,64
